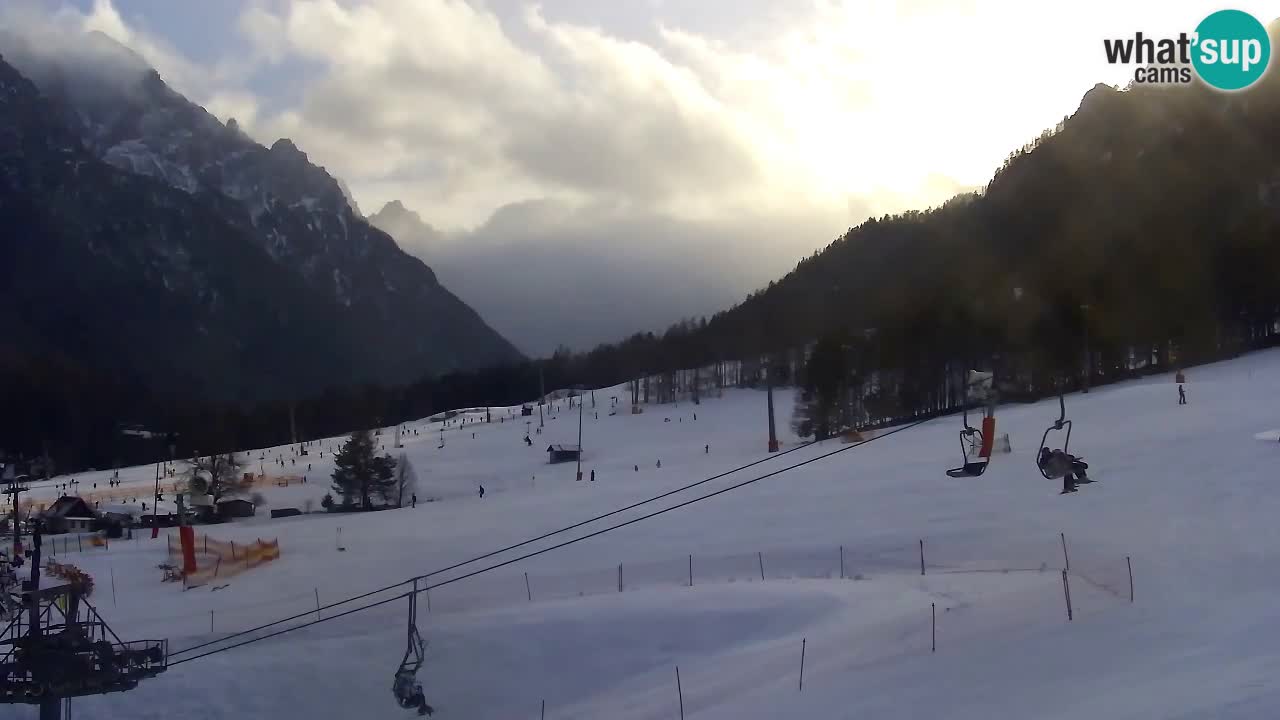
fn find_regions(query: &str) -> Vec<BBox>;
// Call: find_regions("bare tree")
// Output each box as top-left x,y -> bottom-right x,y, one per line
385,453 -> 418,507
183,453 -> 251,504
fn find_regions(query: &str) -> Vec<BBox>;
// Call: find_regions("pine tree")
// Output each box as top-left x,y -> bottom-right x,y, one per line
792,334 -> 851,440
331,430 -> 397,509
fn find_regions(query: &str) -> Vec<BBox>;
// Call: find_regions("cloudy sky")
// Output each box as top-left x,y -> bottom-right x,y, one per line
11,0 -> 1274,354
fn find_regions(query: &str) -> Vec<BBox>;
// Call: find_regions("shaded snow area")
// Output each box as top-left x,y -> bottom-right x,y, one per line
15,349 -> 1280,719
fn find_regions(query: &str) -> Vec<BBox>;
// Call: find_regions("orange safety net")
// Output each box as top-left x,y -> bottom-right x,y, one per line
167,531 -> 282,589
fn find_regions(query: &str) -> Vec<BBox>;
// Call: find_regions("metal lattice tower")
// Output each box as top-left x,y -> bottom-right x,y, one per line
0,526 -> 167,719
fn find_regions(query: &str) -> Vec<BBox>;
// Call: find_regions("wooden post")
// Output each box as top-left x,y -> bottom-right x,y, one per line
425,587 -> 431,613
1062,570 -> 1073,621
77,534 -> 82,553
111,567 -> 117,606
676,666 -> 685,720
525,572 -> 532,602
541,699 -> 545,720
919,539 -> 925,575
1060,532 -> 1070,572
799,637 -> 807,691
758,551 -> 765,581
839,545 -> 844,579
1127,555 -> 1134,603
688,554 -> 693,587
210,610 -> 215,632
315,588 -> 321,620
618,564 -> 623,593
931,602 -> 936,652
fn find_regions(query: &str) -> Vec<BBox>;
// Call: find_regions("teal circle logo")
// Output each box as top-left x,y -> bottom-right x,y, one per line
1192,10 -> 1271,91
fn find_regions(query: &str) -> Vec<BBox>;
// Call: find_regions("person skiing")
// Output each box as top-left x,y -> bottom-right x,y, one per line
590,469 -> 595,482
1178,384 -> 1187,405
411,493 -> 417,509
478,485 -> 485,499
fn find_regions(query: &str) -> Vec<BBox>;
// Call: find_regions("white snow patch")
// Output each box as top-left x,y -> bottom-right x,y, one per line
20,349 -> 1280,719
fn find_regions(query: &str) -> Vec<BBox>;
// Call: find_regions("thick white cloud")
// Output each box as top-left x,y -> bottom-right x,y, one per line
15,0 -> 1270,353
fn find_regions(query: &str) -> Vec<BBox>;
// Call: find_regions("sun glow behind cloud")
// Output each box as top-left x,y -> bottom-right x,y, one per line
25,0 -> 1274,230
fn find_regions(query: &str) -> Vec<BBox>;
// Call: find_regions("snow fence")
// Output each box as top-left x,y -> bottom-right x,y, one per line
168,532 -> 281,589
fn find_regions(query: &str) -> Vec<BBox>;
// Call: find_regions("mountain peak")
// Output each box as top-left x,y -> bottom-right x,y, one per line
369,201 -> 443,257
270,138 -> 305,157
372,200 -> 430,229
380,199 -> 410,215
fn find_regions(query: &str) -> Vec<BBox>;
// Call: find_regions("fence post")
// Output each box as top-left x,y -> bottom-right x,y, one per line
111,567 -> 117,606
204,535 -> 208,553
688,554 -> 693,587
77,534 -> 82,553
425,587 -> 431,613
931,602 -> 936,652
758,551 -> 765,581
315,588 -> 321,620
214,556 -> 221,578
1062,570 -> 1073,621
1127,555 -> 1134,603
210,610 -> 215,633
541,699 -> 545,720
799,637 -> 806,691
676,666 -> 685,720
1060,532 -> 1070,572
618,564 -> 623,593
839,545 -> 844,579
525,572 -> 532,602
919,539 -> 925,575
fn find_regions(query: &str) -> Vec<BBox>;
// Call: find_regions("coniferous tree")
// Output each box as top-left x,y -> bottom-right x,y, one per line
792,334 -> 851,440
331,430 -> 398,509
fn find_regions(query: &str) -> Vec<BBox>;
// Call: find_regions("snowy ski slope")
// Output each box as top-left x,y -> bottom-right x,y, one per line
14,348 -> 1280,719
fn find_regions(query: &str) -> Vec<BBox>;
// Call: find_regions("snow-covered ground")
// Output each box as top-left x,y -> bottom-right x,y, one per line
11,349 -> 1280,719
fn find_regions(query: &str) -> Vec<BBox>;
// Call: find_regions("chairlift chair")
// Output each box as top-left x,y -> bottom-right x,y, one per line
392,585 -> 434,716
946,402 -> 990,478
1036,392 -> 1091,489
1036,394 -> 1073,480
